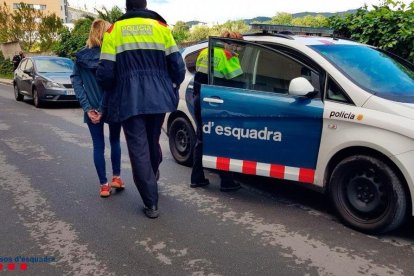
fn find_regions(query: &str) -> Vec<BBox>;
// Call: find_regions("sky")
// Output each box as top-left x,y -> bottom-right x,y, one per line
68,0 -> 414,24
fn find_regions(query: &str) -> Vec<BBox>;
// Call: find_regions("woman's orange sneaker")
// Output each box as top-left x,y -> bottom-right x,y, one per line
100,184 -> 111,197
111,176 -> 125,190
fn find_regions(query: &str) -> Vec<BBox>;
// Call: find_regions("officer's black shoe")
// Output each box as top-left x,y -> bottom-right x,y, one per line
143,205 -> 159,219
220,182 -> 241,192
190,179 -> 210,188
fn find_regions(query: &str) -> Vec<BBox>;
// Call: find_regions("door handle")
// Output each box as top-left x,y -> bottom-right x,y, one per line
203,97 -> 224,104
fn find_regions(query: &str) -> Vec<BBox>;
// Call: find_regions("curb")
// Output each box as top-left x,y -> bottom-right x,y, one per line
0,80 -> 12,86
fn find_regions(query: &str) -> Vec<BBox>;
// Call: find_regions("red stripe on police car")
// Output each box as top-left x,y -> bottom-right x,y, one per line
203,155 -> 315,184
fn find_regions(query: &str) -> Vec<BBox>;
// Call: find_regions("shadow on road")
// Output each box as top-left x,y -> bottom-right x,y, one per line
233,172 -> 414,239
20,98 -> 80,109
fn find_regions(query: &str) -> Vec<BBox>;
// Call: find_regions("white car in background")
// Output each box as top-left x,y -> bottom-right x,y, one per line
164,24 -> 414,233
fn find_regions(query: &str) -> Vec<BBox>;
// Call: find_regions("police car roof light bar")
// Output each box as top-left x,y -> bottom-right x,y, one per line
250,23 -> 334,37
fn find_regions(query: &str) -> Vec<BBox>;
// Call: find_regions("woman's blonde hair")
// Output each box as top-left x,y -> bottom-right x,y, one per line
86,19 -> 111,48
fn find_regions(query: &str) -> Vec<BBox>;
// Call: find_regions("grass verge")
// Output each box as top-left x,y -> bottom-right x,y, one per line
0,73 -> 13,80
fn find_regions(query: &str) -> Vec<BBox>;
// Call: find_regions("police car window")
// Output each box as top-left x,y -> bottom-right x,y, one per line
326,77 -> 352,104
263,44 -> 324,94
312,44 -> 414,103
185,49 -> 203,74
252,47 -> 293,93
210,39 -> 320,95
208,39 -> 247,89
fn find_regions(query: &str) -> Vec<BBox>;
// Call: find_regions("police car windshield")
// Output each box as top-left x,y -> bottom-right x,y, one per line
34,58 -> 74,73
311,44 -> 414,103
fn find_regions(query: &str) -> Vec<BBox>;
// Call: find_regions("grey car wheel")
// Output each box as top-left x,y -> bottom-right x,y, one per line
33,88 -> 43,108
14,84 -> 23,101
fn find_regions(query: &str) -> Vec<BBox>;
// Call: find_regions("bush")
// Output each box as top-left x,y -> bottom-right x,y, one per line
329,0 -> 414,62
53,18 -> 91,59
0,52 -> 13,78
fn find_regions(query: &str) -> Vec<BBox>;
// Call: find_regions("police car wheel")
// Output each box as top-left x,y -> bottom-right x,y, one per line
14,84 -> 23,101
169,117 -> 195,166
330,155 -> 407,233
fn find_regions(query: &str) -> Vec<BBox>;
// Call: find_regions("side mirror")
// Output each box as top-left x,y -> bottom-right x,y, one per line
289,77 -> 315,97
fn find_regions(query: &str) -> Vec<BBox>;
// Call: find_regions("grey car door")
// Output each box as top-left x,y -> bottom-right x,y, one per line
15,59 -> 27,94
21,59 -> 34,95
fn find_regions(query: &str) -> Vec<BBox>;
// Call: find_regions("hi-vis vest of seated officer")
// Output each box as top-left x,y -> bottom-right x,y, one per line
195,31 -> 244,80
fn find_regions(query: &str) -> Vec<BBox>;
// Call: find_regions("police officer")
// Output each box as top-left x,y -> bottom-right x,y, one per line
191,31 -> 243,192
12,51 -> 25,71
96,0 -> 185,218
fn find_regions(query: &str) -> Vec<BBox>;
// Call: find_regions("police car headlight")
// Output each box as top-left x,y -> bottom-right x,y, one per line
43,80 -> 63,89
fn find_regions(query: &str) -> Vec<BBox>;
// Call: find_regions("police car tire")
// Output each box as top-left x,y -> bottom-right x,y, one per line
169,116 -> 195,166
14,84 -> 23,101
330,155 -> 407,233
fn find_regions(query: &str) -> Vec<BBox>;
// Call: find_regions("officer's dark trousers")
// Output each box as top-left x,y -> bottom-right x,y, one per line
122,114 -> 165,208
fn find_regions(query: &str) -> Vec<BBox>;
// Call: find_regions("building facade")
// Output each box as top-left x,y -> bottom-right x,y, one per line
67,6 -> 97,23
2,0 -> 69,22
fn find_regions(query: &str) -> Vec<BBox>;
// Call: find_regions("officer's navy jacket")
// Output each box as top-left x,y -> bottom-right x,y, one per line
96,9 -> 186,122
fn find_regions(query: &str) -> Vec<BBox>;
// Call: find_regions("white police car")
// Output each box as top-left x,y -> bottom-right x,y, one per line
164,24 -> 414,233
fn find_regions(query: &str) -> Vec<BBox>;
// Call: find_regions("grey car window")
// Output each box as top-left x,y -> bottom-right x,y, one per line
25,59 -> 34,71
34,58 -> 73,73
19,59 -> 27,70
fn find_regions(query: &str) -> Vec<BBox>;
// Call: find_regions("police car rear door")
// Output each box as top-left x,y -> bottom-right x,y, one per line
200,38 -> 324,184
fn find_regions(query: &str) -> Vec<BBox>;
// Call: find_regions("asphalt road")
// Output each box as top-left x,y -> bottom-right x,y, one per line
1,83 -> 414,276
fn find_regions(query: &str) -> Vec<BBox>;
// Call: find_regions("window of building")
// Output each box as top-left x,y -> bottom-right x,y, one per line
13,3 -> 46,10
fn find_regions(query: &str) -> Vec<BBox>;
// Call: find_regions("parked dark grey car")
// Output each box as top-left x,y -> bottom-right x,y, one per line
13,56 -> 76,108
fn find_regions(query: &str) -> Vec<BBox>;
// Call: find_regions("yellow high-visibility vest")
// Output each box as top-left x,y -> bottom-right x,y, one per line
195,47 -> 243,79
100,17 -> 179,62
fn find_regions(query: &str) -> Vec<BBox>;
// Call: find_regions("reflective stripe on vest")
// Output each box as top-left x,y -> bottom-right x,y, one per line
100,17 -> 179,61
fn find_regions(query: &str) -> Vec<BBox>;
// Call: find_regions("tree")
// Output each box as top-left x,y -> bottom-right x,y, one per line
96,6 -> 123,23
53,18 -> 92,58
188,25 -> 213,42
292,15 -> 329,27
268,12 -> 294,25
11,3 -> 43,50
53,6 -> 125,59
0,2 -> 12,42
38,13 -> 63,51
0,2 -> 65,51
184,20 -> 250,43
215,20 -> 250,35
172,21 -> 190,43
328,0 -> 414,62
